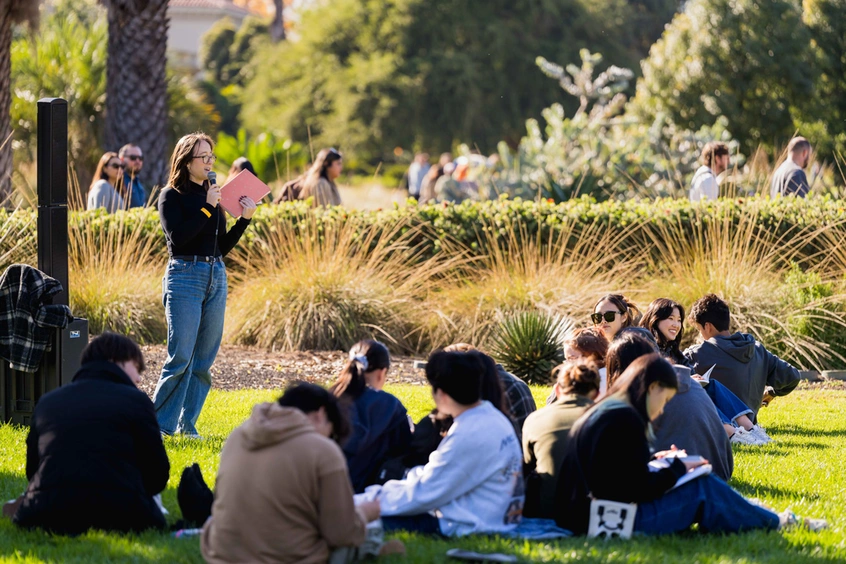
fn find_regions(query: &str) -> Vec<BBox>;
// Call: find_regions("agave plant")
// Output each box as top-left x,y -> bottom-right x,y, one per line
488,310 -> 569,385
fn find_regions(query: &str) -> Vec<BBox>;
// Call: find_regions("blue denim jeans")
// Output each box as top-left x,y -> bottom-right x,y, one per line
153,258 -> 227,435
381,513 -> 443,536
706,380 -> 753,425
634,474 -> 779,535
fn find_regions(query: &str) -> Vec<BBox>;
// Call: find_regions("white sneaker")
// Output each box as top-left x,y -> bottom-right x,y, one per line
730,427 -> 763,445
749,425 -> 772,444
778,509 -> 828,532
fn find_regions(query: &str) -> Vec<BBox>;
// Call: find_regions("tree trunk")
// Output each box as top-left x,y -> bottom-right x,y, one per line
0,7 -> 13,206
270,0 -> 285,42
104,0 -> 169,190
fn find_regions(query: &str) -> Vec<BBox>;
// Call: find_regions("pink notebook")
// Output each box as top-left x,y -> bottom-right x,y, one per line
219,169 -> 271,217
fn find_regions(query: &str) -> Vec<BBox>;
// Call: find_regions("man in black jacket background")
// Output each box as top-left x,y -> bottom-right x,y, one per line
11,333 -> 170,535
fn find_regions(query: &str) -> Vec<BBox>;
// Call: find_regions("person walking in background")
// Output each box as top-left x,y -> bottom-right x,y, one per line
119,144 -> 149,208
87,152 -> 127,213
690,142 -> 730,202
418,164 -> 444,204
154,133 -> 257,438
770,137 -> 812,198
300,148 -> 343,207
227,157 -> 257,182
406,153 -> 430,198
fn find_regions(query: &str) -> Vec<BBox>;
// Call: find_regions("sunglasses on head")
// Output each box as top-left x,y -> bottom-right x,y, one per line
591,311 -> 622,324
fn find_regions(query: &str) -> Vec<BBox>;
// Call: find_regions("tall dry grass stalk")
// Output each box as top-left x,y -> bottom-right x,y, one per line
68,207 -> 167,343
0,208 -> 36,271
224,214 -> 461,352
425,217 -> 643,348
643,203 -> 846,369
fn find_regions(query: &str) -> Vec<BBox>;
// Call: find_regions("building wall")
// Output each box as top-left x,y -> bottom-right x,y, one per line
168,9 -> 247,68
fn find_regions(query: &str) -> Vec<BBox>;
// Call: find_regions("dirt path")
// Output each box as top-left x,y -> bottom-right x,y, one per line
136,344 -> 428,396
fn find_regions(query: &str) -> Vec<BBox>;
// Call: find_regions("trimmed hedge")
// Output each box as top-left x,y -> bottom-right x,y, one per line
3,196 -> 846,269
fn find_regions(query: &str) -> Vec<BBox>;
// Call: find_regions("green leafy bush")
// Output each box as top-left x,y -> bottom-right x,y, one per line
489,311 -> 567,384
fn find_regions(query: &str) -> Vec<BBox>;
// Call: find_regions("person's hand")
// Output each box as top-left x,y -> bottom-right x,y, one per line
358,500 -> 381,523
762,387 -> 775,408
206,185 -> 221,207
240,196 -> 257,219
683,457 -> 708,471
654,445 -> 686,459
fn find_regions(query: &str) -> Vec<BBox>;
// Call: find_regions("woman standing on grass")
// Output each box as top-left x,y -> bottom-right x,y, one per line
152,132 -> 257,437
299,148 -> 343,207
553,353 -> 824,536
591,294 -> 641,341
330,340 -> 412,492
87,152 -> 127,213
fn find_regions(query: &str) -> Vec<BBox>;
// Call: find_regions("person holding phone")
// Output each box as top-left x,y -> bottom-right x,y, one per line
152,132 -> 257,438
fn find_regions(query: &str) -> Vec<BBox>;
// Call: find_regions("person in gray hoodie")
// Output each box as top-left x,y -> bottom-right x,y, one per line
683,295 -> 800,422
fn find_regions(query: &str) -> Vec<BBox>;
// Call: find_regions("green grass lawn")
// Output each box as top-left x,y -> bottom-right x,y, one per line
0,385 -> 844,563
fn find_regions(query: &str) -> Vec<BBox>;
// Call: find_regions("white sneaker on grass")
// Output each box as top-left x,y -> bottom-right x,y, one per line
749,425 -> 772,444
730,427 -> 763,445
778,509 -> 828,532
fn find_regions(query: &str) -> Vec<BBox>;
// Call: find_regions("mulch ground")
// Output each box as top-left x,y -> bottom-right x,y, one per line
136,344 -> 428,397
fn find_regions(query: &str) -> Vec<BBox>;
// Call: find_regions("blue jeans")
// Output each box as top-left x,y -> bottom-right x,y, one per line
635,474 -> 779,535
153,258 -> 227,435
381,513 -> 443,536
706,380 -> 753,425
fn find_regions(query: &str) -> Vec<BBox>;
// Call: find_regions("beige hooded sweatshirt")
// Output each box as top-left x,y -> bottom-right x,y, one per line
201,403 -> 367,564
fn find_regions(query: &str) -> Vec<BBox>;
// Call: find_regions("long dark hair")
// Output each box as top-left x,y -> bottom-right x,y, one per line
278,382 -> 350,445
468,350 -> 508,415
594,294 -> 642,328
330,339 -> 390,399
303,148 -> 342,190
640,298 -> 686,364
605,331 -> 659,388
167,132 -> 214,193
605,353 -> 679,423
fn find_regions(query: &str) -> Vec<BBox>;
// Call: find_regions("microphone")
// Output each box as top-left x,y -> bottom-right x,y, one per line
207,171 -> 217,185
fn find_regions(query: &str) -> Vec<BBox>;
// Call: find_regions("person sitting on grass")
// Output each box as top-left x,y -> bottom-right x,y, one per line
641,298 -> 771,445
605,327 -> 734,481
365,350 -> 525,537
10,333 -> 169,536
684,294 -> 800,423
522,363 -> 600,518
591,294 -> 641,341
201,382 -> 403,563
445,343 -> 537,433
547,327 -> 608,405
554,354 -> 826,536
330,340 -> 413,493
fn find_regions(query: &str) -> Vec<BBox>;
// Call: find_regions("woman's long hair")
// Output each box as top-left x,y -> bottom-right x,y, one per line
90,152 -> 122,192
330,339 -> 390,399
167,132 -> 215,193
640,298 -> 686,364
605,330 -> 659,388
594,294 -> 642,328
301,148 -> 342,194
605,353 -> 679,423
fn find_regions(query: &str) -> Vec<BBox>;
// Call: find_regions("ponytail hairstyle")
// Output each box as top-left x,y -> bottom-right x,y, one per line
594,294 -> 642,329
553,362 -> 600,397
330,339 -> 391,399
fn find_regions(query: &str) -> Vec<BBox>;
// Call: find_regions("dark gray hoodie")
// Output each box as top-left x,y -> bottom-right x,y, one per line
683,333 -> 800,422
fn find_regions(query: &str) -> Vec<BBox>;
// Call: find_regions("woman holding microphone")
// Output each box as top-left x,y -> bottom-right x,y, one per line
153,133 -> 256,437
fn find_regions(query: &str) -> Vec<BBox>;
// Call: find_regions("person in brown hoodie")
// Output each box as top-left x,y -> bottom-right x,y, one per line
201,382 -> 381,564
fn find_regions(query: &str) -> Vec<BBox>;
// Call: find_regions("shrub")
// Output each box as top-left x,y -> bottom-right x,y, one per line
488,310 -> 568,385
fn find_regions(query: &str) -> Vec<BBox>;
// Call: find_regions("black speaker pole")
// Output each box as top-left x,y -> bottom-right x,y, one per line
36,98 -> 69,306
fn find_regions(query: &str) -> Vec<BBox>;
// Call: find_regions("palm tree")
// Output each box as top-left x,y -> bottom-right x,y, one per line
101,0 -> 169,190
270,0 -> 285,42
0,0 -> 40,206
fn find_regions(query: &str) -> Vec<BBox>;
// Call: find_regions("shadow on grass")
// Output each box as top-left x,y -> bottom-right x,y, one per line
730,478 -> 822,502
767,424 -> 846,439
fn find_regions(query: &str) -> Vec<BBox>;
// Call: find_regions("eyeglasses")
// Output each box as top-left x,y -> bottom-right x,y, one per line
126,155 -> 144,162
591,311 -> 622,325
193,154 -> 217,164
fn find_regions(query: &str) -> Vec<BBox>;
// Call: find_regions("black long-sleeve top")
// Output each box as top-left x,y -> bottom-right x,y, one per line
553,397 -> 687,535
158,181 -> 251,258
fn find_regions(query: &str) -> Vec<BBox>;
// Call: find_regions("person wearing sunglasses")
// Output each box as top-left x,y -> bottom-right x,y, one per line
87,152 -> 127,213
299,148 -> 343,207
119,143 -> 149,208
153,133 -> 257,438
591,294 -> 641,341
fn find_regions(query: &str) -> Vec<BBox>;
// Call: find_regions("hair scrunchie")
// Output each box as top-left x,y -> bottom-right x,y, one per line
350,352 -> 369,372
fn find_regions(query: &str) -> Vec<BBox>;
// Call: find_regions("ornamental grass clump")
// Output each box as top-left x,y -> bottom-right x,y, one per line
488,310 -> 568,384
224,214 -> 458,352
68,206 -> 167,343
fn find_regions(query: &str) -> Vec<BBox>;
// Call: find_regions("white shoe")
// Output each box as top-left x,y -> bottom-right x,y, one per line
778,509 -> 828,532
749,425 -> 772,444
730,427 -> 763,445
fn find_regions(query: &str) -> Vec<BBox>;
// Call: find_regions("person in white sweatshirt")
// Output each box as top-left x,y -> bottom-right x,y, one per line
363,350 -> 525,536
690,142 -> 730,201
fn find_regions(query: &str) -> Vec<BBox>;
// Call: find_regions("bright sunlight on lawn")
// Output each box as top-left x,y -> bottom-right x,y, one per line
0,385 -> 844,563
